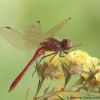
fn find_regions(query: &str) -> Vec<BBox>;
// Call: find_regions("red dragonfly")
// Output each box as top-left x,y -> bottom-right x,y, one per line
0,17 -> 72,92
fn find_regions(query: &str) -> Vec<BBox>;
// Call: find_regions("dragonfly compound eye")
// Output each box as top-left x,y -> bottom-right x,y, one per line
61,39 -> 72,50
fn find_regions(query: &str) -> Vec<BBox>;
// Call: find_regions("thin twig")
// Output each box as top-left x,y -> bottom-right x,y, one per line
37,88 -> 65,100
34,78 -> 45,99
26,88 -> 29,100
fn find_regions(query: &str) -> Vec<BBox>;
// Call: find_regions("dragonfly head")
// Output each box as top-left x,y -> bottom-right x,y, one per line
61,39 -> 72,50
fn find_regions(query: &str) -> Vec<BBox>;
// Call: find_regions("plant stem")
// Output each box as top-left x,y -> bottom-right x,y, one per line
37,88 -> 65,100
34,78 -> 45,100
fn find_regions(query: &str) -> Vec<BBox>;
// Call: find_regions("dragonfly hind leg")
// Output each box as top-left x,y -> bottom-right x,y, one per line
32,52 -> 57,77
49,53 -> 58,62
39,52 -> 57,63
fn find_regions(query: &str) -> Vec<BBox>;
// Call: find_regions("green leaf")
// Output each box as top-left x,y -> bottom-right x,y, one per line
61,62 -> 71,88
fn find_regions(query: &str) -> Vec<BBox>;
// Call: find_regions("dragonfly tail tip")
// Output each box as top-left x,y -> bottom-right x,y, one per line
8,86 -> 13,92
8,88 -> 11,92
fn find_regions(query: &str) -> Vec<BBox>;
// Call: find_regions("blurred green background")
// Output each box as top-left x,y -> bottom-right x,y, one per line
0,0 -> 100,100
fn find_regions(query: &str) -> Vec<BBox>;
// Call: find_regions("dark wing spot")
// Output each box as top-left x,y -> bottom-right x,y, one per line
69,17 -> 72,20
37,20 -> 40,23
6,26 -> 11,29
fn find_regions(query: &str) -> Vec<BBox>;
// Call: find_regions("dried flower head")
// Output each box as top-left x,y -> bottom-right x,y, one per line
62,50 -> 100,66
45,50 -> 100,77
34,50 -> 100,99
61,50 -> 100,78
71,64 -> 100,95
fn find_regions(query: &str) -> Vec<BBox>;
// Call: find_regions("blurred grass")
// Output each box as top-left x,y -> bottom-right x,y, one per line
0,0 -> 100,100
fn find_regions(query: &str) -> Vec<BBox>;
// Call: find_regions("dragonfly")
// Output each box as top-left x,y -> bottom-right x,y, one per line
0,17 -> 73,92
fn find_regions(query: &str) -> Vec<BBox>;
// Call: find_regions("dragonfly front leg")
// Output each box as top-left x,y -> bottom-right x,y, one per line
62,50 -> 68,55
59,50 -> 68,57
59,51 -> 65,57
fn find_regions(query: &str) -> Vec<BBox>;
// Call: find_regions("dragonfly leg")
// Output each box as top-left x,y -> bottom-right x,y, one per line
59,51 -> 65,57
33,53 -> 57,77
39,52 -> 56,63
62,50 -> 68,55
49,52 -> 58,62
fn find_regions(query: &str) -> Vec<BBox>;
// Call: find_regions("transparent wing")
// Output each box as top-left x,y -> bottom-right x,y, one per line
23,20 -> 48,39
45,17 -> 71,37
23,20 -> 48,49
0,18 -> 71,51
0,26 -> 28,50
0,26 -> 45,51
23,20 -> 42,34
